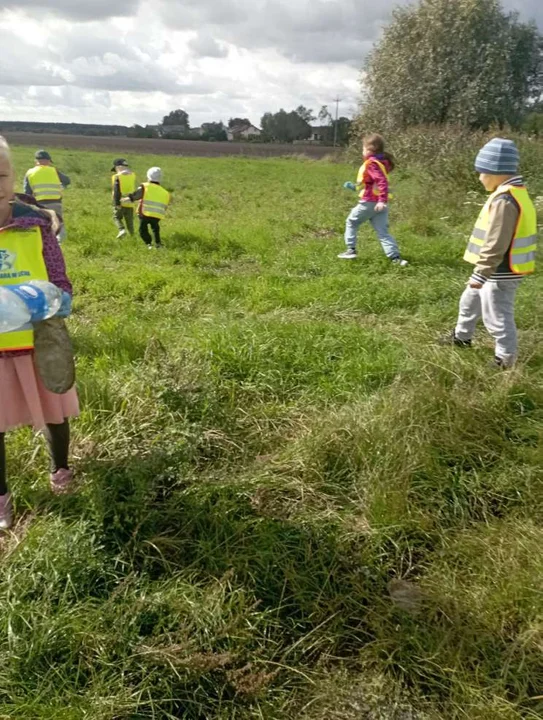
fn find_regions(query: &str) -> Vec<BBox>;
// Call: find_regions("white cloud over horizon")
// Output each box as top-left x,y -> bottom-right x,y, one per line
0,0 -> 540,129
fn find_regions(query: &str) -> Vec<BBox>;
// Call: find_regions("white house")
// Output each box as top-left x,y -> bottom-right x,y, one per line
227,123 -> 261,141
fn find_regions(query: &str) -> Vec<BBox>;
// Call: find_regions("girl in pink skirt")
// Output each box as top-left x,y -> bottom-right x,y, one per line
0,138 -> 78,529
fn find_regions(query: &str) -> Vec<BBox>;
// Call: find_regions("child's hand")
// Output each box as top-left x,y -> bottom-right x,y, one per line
469,282 -> 483,289
56,292 -> 72,318
343,182 -> 356,192
121,197 -> 131,204
375,202 -> 387,212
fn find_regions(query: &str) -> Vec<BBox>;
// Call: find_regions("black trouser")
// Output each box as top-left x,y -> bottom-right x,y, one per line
139,216 -> 161,246
0,420 -> 70,495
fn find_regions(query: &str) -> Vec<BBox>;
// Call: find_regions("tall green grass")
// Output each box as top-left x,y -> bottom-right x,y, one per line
0,145 -> 542,718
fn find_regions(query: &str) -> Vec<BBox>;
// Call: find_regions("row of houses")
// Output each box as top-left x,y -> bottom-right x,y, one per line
159,121 -> 262,141
225,123 -> 261,141
158,121 -> 332,143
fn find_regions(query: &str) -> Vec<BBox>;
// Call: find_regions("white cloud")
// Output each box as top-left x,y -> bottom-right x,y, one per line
0,0 -> 540,127
1,0 -> 138,21
188,33 -> 229,59
157,0 -> 396,66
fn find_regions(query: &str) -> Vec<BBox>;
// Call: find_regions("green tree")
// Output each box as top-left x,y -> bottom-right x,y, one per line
318,106 -> 333,127
361,0 -> 543,130
523,110 -> 543,136
200,122 -> 227,141
334,117 -> 352,146
260,109 -> 312,142
295,105 -> 316,124
162,109 -> 190,132
128,124 -> 159,138
228,117 -> 251,128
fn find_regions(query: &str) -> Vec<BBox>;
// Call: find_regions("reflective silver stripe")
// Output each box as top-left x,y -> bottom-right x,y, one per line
511,251 -> 536,265
513,235 -> 537,249
143,200 -> 167,209
466,242 -> 481,256
142,203 -> 166,217
31,182 -> 62,199
471,227 -> 487,240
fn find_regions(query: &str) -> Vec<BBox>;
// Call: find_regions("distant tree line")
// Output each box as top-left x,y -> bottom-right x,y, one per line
1,107 -> 352,146
0,121 -> 129,136
137,107 -> 352,145
260,106 -> 351,145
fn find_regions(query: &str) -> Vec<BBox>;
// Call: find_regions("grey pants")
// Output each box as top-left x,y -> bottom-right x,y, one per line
113,206 -> 134,235
455,279 -> 523,366
41,200 -> 66,243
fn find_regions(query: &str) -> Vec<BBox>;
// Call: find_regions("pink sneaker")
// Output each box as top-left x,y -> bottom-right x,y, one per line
0,493 -> 13,530
50,468 -> 75,495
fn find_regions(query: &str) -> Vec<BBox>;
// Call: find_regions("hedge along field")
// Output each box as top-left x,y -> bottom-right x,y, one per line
0,143 -> 542,719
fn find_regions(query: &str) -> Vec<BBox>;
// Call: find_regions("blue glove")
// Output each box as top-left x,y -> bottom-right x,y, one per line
343,181 -> 356,192
56,291 -> 72,318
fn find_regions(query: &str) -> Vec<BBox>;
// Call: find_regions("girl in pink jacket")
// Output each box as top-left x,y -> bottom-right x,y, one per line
339,133 -> 407,266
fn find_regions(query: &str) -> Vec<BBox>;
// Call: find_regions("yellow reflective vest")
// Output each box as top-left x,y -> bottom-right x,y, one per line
356,158 -> 393,201
112,171 -> 137,208
26,166 -> 63,202
140,183 -> 170,219
464,183 -> 537,275
0,227 -> 48,352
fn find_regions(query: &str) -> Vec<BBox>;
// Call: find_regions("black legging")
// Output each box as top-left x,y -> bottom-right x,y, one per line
139,216 -> 162,246
0,420 -> 70,495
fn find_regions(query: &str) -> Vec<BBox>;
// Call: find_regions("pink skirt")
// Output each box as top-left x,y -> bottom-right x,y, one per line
0,354 -> 79,432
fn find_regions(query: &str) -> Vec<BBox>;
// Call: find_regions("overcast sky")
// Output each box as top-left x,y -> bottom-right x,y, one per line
0,0 -> 540,128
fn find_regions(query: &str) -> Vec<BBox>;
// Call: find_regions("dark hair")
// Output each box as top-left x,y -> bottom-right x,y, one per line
363,133 -> 395,170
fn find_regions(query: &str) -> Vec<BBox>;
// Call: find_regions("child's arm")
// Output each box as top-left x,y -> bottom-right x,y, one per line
58,171 -> 70,188
470,195 -> 519,286
41,223 -> 72,295
344,164 -> 366,192
23,172 -> 32,197
123,186 -> 144,204
112,177 -> 122,206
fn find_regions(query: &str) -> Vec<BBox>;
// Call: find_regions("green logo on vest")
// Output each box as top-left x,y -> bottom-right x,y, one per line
0,249 -> 16,271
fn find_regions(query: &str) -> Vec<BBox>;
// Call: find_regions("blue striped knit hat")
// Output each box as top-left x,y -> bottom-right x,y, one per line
475,138 -> 519,175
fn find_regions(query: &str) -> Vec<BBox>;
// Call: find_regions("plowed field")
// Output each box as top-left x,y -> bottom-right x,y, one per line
4,131 -> 342,159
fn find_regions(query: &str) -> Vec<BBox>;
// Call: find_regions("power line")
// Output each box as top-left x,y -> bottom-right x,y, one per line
332,97 -> 341,148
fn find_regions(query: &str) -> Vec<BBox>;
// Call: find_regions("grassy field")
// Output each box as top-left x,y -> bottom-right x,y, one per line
1,145 -> 542,719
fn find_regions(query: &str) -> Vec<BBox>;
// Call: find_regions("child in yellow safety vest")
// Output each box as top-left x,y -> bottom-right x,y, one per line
111,158 -> 137,239
339,133 -> 407,266
123,167 -> 171,249
0,137 -> 78,529
441,138 -> 537,368
23,149 -> 70,243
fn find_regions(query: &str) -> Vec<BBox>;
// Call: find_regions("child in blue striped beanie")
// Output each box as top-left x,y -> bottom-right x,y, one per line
441,138 -> 537,367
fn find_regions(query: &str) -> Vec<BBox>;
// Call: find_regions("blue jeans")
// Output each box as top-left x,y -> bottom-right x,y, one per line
344,202 -> 400,259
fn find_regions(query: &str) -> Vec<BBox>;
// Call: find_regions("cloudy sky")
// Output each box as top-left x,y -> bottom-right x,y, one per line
0,0 -> 540,129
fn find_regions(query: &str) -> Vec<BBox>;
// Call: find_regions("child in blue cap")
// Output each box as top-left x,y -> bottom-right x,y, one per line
441,138 -> 537,367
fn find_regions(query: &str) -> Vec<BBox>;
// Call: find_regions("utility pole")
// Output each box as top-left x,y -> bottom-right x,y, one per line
333,97 -> 341,147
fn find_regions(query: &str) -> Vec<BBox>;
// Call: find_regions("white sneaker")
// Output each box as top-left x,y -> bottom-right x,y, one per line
116,229 -> 127,239
337,248 -> 357,259
391,258 -> 408,267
